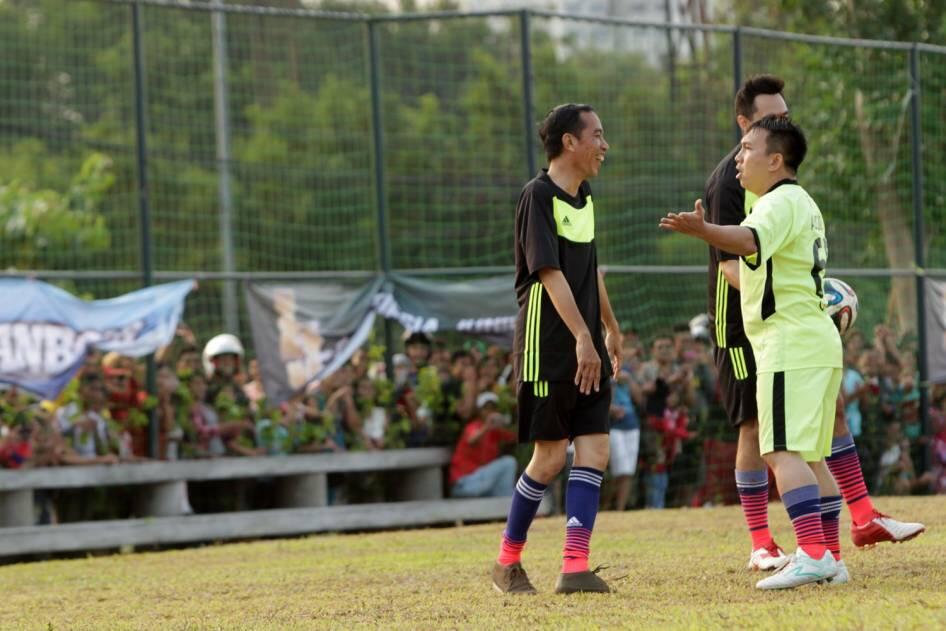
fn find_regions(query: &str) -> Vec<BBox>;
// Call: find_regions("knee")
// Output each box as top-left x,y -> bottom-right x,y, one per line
574,436 -> 610,471
527,445 -> 567,483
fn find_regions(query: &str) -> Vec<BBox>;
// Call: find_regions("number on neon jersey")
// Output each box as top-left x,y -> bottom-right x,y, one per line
811,237 -> 827,298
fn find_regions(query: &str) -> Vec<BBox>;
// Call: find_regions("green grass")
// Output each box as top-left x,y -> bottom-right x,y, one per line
0,496 -> 943,630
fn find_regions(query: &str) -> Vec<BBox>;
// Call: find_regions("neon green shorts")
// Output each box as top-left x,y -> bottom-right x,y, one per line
757,367 -> 842,461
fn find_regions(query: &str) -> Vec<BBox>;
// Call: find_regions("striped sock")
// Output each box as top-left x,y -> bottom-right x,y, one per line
825,434 -> 875,526
821,495 -> 843,561
497,472 -> 546,566
562,466 -> 604,574
783,485 -> 828,559
735,469 -> 772,550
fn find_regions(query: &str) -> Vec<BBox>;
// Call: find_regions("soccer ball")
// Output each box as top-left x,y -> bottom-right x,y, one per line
823,277 -> 858,335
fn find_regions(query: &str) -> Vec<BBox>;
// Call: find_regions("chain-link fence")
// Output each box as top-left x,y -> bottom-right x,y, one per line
3,2 -> 946,429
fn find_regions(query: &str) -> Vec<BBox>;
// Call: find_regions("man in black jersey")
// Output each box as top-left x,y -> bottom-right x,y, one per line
491,104 -> 621,595
703,75 -> 793,572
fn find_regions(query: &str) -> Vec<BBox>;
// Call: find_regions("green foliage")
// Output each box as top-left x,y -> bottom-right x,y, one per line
0,152 -> 113,269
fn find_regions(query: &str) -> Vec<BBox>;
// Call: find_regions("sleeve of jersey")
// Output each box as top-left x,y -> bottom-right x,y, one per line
518,188 -> 560,275
739,195 -> 799,270
710,177 -> 745,261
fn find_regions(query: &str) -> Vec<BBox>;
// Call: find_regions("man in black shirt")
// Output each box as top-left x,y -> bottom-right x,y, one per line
491,104 -> 621,595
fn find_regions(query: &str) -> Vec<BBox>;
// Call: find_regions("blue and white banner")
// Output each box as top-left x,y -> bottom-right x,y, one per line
0,279 -> 194,399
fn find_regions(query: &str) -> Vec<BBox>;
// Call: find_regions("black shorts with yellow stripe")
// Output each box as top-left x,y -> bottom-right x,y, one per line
713,344 -> 758,427
516,380 -> 611,444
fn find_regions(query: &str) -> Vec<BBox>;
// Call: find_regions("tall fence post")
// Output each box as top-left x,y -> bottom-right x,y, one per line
520,10 -> 537,179
131,1 -> 159,458
211,0 -> 239,335
367,19 -> 395,378
732,27 -> 743,144
909,44 -> 930,462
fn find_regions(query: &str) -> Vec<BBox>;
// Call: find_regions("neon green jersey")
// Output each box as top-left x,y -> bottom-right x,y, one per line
738,180 -> 842,373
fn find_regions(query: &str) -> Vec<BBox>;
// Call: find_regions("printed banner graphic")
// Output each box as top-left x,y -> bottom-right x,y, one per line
245,274 -> 517,403
0,279 -> 195,399
926,279 -> 946,385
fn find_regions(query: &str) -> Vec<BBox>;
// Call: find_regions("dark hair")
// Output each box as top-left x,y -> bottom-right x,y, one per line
538,103 -> 595,161
80,370 -> 103,385
734,74 -> 785,120
450,349 -> 472,364
748,114 -> 808,173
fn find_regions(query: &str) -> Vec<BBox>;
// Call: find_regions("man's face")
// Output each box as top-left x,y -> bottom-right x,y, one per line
567,111 -> 608,179
405,342 -> 430,366
177,351 -> 201,374
652,338 -> 674,363
739,93 -> 788,133
80,377 -> 106,408
735,127 -> 777,196
213,353 -> 240,378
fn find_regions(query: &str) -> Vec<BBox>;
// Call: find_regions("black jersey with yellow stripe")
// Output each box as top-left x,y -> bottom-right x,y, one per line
512,170 -> 610,384
705,145 -> 756,349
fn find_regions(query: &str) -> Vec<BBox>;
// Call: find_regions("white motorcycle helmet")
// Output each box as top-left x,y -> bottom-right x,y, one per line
202,333 -> 245,378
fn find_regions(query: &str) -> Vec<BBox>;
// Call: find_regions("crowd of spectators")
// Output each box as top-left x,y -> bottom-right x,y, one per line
1,319 -> 944,517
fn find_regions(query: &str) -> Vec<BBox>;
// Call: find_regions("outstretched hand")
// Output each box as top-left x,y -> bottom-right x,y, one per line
659,198 -> 707,238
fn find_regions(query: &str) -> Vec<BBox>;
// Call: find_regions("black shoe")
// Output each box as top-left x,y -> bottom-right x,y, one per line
554,566 -> 611,594
492,562 -> 538,594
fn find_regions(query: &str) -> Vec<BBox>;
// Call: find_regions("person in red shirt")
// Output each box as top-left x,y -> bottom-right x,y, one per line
450,392 -> 518,498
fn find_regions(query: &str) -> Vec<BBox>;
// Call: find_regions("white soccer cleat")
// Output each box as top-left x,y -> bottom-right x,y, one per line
755,548 -> 838,590
746,542 -> 792,571
825,559 -> 849,585
851,511 -> 926,548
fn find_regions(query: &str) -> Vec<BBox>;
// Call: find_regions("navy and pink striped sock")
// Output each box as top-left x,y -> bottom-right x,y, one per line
825,434 -> 875,526
497,472 -> 547,566
783,484 -> 828,559
562,466 -> 604,574
821,494 -> 843,561
735,469 -> 772,549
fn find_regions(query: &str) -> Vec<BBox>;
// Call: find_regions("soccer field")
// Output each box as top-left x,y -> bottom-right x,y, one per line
0,496 -> 943,630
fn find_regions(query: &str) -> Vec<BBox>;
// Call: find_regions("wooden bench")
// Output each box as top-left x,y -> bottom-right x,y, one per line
0,496 -> 553,557
0,448 -> 452,528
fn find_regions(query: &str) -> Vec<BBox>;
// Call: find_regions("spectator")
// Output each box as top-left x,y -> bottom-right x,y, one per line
403,331 -> 432,384
202,333 -> 250,408
175,343 -> 202,377
645,391 -> 694,509
156,363 -> 183,460
242,358 -> 266,414
449,392 -> 517,498
609,369 -> 641,510
925,389 -> 946,494
102,352 -> 148,457
354,377 -> 387,450
55,371 -> 120,465
183,372 -> 257,457
0,410 -> 33,469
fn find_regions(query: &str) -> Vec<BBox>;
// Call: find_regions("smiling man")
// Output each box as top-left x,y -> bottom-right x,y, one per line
661,116 -> 843,589
492,103 -> 622,595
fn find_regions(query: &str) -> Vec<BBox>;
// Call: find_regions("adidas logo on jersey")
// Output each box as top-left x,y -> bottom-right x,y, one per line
566,516 -> 583,528
562,215 -> 572,226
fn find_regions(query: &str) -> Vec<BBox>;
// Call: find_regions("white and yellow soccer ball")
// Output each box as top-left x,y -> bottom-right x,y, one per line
823,277 -> 858,335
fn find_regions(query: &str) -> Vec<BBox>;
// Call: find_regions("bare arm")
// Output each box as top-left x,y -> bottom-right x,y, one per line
538,267 -> 601,394
720,259 -> 740,290
659,199 -> 757,256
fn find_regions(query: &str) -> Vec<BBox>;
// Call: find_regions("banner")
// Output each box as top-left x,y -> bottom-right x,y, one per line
0,279 -> 194,399
926,279 -> 946,385
245,278 -> 383,405
245,275 -> 517,403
